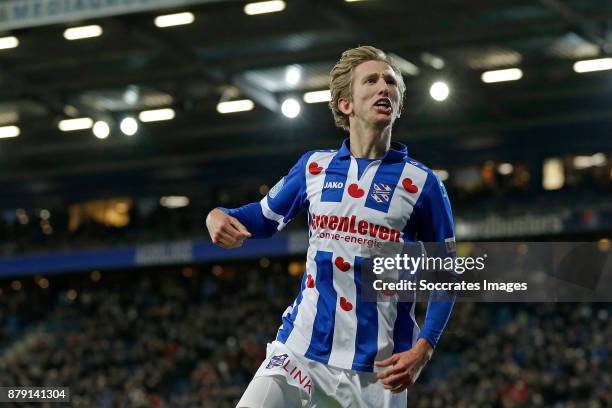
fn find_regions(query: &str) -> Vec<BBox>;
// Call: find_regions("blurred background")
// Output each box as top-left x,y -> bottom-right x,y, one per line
0,0 -> 610,406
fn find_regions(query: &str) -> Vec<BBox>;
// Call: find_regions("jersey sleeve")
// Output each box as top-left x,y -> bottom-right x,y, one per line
259,151 -> 312,231
414,172 -> 456,349
416,172 -> 455,245
221,152 -> 311,238
220,203 -> 278,239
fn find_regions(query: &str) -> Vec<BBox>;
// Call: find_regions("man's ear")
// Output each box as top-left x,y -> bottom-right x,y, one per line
338,98 -> 352,115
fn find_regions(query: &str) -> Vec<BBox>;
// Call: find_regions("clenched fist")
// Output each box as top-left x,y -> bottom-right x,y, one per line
376,338 -> 433,393
206,208 -> 252,249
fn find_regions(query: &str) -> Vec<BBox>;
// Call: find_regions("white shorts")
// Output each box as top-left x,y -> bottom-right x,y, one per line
236,341 -> 407,408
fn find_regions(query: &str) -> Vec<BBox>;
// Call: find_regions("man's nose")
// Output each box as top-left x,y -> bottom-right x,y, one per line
377,79 -> 389,95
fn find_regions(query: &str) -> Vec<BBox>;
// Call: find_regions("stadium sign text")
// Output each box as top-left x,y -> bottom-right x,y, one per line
0,0 -> 222,31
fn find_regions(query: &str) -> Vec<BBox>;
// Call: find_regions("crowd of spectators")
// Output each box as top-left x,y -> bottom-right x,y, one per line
1,183 -> 611,257
410,302 -> 610,407
0,202 -> 207,256
0,263 -> 609,407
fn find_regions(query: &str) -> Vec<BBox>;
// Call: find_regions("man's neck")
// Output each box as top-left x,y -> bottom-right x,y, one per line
348,122 -> 392,159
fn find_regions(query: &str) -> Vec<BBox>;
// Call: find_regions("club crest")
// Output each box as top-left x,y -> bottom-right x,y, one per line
266,353 -> 288,369
370,183 -> 392,203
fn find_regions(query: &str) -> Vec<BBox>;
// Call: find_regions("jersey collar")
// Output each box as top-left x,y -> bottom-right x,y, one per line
337,138 -> 408,163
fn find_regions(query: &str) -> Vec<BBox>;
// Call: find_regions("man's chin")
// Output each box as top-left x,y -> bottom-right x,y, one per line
373,116 -> 394,129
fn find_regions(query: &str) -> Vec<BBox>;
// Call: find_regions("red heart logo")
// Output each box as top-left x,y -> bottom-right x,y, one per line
402,177 -> 419,193
306,274 -> 315,288
339,297 -> 353,312
347,183 -> 365,198
308,162 -> 323,175
334,257 -> 351,272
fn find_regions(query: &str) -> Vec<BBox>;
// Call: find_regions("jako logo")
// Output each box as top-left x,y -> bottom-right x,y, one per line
324,181 -> 344,189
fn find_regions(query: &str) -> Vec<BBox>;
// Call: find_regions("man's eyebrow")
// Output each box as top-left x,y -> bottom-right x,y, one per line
361,71 -> 396,81
361,72 -> 379,81
384,72 -> 397,81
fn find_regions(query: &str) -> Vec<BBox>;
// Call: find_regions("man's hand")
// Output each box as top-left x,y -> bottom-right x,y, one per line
375,338 -> 434,393
206,208 -> 252,249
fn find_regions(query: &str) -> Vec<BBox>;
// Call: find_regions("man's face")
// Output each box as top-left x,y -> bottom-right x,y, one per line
339,60 -> 402,129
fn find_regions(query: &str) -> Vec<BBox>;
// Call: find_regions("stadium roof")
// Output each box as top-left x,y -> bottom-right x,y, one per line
0,0 -> 611,207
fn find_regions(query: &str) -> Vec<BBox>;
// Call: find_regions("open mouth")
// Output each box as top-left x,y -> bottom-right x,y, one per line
373,99 -> 392,114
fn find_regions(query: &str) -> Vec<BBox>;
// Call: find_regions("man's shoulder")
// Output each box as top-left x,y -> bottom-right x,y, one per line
402,156 -> 451,203
308,148 -> 338,154
401,156 -> 446,197
287,150 -> 338,172
299,149 -> 338,162
402,155 -> 435,176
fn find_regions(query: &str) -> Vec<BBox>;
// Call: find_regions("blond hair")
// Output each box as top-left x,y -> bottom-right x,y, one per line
329,45 -> 406,131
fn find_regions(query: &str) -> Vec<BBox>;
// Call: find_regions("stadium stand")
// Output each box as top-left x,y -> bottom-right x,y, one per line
0,265 -> 609,407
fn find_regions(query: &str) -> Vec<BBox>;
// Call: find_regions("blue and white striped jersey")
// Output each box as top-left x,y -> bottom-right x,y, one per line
225,138 -> 455,372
